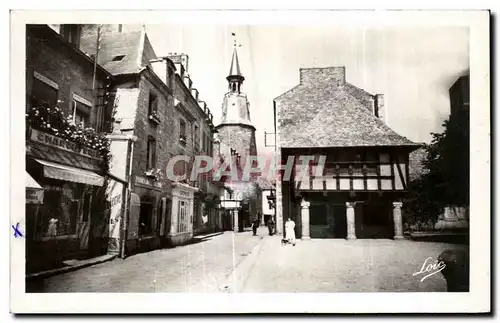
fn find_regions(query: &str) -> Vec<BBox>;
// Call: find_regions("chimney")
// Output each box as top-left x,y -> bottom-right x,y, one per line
183,75 -> 192,90
150,59 -> 167,85
300,67 -> 345,86
167,53 -> 189,77
198,100 -> 207,112
191,88 -> 199,101
374,94 -> 385,122
180,54 -> 189,72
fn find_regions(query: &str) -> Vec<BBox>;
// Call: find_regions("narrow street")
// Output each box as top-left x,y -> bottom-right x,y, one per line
26,228 -> 266,293
27,227 -> 467,293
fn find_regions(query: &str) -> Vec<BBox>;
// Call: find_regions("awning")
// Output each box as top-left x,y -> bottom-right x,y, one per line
26,171 -> 42,190
26,171 -> 44,204
35,159 -> 104,187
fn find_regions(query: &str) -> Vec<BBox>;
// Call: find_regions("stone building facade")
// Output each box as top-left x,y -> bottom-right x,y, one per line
25,24 -> 113,273
165,53 -> 220,236
80,26 -> 217,255
274,67 -> 420,239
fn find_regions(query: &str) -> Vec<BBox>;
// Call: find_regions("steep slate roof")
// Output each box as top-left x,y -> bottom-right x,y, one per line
275,67 -> 418,148
80,31 -> 157,75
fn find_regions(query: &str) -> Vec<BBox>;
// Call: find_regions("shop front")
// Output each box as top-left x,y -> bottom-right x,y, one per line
168,182 -> 198,246
125,175 -> 165,254
25,171 -> 44,242
194,192 -> 220,235
25,128 -> 107,273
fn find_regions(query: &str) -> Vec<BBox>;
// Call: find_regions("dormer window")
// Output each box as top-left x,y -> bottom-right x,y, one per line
113,55 -> 126,61
72,99 -> 91,128
147,92 -> 160,124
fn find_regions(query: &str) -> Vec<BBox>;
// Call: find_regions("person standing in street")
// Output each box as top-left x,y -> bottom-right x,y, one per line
252,213 -> 260,236
267,217 -> 275,236
285,218 -> 296,246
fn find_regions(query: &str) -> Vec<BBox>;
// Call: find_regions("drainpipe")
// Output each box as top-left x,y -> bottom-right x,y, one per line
120,136 -> 136,259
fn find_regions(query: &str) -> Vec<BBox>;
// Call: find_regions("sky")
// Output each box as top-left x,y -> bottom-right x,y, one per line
142,25 -> 469,155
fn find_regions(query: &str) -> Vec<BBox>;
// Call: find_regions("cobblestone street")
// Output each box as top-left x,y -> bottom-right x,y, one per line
241,236 -> 467,293
26,228 -> 266,293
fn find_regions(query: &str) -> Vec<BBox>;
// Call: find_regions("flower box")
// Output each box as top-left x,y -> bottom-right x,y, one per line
26,103 -> 111,171
145,169 -> 163,181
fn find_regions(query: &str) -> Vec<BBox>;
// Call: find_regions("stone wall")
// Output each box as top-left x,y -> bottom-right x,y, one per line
26,25 -> 111,132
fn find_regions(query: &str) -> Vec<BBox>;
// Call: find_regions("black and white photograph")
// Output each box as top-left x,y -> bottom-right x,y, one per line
9,9 -> 490,313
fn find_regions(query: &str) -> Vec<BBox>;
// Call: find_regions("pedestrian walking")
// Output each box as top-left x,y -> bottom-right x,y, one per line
285,218 -> 296,246
267,217 -> 275,236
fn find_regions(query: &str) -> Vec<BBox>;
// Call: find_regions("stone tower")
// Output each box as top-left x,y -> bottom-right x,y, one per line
216,46 -> 258,171
216,44 -> 260,230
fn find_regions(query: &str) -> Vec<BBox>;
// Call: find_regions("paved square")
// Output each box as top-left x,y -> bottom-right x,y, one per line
241,236 -> 467,292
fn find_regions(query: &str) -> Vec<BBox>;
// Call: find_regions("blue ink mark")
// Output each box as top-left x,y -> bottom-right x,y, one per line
12,223 -> 23,238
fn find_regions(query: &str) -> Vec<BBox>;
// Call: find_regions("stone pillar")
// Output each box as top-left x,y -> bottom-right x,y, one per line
393,202 -> 404,239
233,209 -> 239,233
301,199 -> 311,240
346,202 -> 356,240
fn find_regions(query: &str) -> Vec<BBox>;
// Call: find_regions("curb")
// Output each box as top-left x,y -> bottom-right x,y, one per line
217,236 -> 267,293
26,254 -> 117,280
193,231 -> 224,240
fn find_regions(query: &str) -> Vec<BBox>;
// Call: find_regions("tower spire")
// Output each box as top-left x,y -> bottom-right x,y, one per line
227,32 -> 244,92
228,47 -> 243,77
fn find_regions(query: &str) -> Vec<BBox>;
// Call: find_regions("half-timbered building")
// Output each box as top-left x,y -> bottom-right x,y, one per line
274,67 -> 421,239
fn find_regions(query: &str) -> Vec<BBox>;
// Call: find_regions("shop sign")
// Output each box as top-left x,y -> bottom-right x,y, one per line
221,200 -> 240,209
179,190 -> 190,198
135,175 -> 163,189
106,180 -> 124,247
29,128 -> 101,160
26,188 -> 44,204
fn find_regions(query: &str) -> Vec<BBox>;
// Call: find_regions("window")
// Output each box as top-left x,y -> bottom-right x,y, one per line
147,136 -> 157,169
194,125 -> 200,151
139,196 -> 154,236
31,77 -> 58,108
148,92 -> 158,115
40,184 -> 79,238
72,100 -> 91,128
179,119 -> 186,145
112,55 -> 126,61
173,159 -> 189,180
177,200 -> 188,233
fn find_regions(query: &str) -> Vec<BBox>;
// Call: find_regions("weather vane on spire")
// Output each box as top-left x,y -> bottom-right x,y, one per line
231,32 -> 242,48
